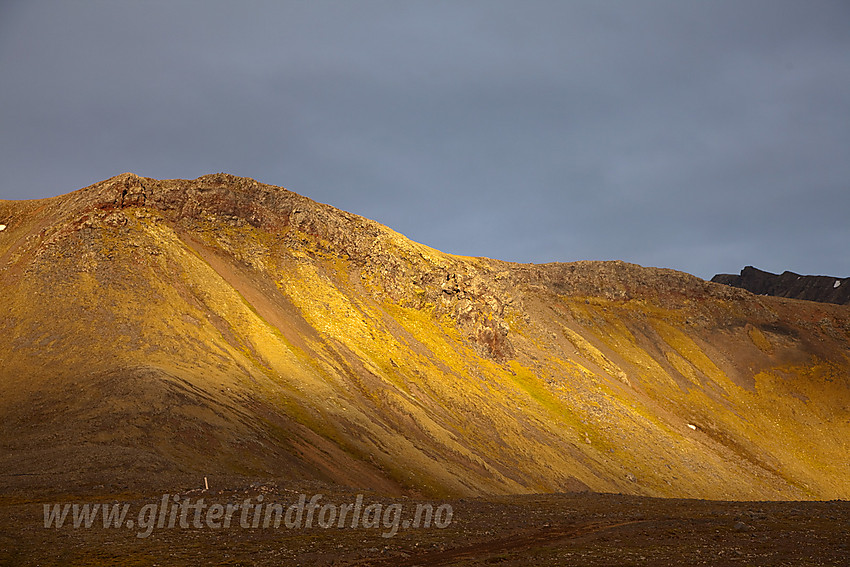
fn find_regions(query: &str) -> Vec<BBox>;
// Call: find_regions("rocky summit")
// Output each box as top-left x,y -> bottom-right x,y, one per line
713,265 -> 850,305
1,173 -> 849,501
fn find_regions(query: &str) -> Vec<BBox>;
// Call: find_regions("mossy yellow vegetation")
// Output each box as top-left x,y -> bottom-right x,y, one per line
1,173 -> 849,501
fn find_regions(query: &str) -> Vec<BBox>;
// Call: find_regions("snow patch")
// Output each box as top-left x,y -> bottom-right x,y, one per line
0,224 -> 6,232
835,280 -> 841,288
687,423 -> 697,431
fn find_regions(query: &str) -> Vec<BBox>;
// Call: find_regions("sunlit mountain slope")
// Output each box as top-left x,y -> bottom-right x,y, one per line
1,173 -> 848,500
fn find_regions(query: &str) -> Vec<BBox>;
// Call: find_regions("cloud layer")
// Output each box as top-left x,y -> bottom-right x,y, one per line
2,1 -> 848,278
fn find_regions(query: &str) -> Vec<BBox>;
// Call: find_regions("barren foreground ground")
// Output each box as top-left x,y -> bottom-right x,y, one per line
1,480 -> 847,566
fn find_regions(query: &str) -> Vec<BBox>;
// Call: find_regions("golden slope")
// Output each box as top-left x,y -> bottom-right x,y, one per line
1,173 -> 848,500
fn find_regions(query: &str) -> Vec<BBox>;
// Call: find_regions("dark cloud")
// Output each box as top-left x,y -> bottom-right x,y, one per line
2,1 -> 848,278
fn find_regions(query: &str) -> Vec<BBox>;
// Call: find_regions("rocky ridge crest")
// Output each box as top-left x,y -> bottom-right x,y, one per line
4,173 -> 755,360
713,266 -> 850,305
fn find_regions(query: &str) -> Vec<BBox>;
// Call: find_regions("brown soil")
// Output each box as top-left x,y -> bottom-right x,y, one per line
2,485 -> 847,566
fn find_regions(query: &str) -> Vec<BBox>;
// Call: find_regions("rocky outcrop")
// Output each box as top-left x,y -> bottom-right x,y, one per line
712,266 -> 850,305
3,173 -> 518,359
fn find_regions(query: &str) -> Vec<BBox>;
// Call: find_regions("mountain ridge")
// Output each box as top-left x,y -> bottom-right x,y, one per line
2,174 -> 849,501
713,265 -> 850,305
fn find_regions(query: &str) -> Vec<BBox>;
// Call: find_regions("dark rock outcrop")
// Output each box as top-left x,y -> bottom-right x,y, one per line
712,266 -> 850,305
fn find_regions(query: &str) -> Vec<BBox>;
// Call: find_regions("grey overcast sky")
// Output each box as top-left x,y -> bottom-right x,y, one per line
1,1 -> 848,279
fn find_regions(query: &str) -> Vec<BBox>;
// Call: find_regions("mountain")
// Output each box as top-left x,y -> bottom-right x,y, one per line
2,173 -> 849,500
712,266 -> 850,305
